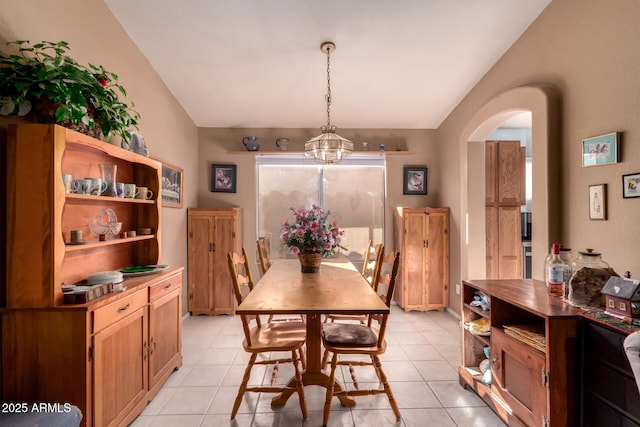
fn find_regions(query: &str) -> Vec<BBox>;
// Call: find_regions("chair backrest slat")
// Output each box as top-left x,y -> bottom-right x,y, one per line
257,237 -> 272,275
369,251 -> 400,346
228,248 -> 260,344
363,242 -> 384,288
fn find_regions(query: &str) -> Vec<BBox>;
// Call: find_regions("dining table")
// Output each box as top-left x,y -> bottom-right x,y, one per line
235,257 -> 389,407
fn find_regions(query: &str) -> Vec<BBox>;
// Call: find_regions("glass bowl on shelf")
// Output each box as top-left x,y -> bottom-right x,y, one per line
90,208 -> 121,239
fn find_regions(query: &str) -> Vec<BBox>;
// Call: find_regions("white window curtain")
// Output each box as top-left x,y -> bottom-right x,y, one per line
256,155 -> 385,262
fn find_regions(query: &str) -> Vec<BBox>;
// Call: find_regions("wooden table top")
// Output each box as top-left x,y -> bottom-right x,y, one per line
236,258 -> 389,315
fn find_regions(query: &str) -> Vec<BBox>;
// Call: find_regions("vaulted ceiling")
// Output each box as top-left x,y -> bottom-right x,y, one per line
105,0 -> 549,129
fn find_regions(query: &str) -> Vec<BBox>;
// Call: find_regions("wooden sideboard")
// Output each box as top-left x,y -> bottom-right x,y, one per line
2,124 -> 183,426
460,279 -> 579,427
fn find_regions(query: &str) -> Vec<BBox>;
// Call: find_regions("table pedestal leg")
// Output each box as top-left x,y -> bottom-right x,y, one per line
271,315 -> 355,408
271,372 -> 356,408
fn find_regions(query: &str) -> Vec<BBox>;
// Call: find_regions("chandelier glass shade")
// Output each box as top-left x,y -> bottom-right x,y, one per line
305,42 -> 353,164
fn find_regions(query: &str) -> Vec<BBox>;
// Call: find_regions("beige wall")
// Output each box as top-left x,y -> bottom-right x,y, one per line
438,0 -> 640,313
197,128 -> 440,269
0,0 -> 199,314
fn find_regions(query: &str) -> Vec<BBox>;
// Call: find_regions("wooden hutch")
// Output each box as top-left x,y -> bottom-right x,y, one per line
2,124 -> 183,426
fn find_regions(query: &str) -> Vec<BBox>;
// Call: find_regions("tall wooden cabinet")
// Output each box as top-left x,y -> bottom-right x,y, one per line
460,279 -> 579,426
187,208 -> 242,315
393,207 -> 449,311
485,140 -> 525,279
2,124 -> 183,427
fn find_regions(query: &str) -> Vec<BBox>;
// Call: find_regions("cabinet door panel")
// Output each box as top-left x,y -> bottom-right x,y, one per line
212,215 -> 236,313
403,213 -> 426,308
497,207 -> 522,279
497,141 -> 524,204
93,307 -> 147,427
149,289 -> 181,388
425,212 -> 448,308
188,216 -> 212,313
491,327 -> 546,427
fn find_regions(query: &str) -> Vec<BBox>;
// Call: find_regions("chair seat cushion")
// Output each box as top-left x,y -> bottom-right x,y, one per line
321,323 -> 377,347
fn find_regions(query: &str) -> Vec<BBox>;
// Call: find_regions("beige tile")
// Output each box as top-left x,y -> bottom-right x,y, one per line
148,414 -> 204,427
400,408 -> 457,426
413,360 -> 459,381
207,385 -> 258,415
304,410 -> 354,427
201,413 -> 254,426
140,387 -> 176,416
158,386 -> 217,415
427,381 -> 486,407
180,364 -> 228,387
401,344 -> 445,361
446,406 -> 508,426
197,348 -> 239,365
351,408 -> 403,426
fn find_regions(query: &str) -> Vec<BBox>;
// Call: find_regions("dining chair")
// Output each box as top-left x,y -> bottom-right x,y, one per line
227,248 -> 308,420
323,242 -> 384,325
257,238 -> 306,324
320,251 -> 402,426
362,241 -> 384,287
256,237 -> 272,275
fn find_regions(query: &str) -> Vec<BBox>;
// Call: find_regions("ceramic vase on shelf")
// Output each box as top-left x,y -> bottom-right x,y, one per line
298,252 -> 322,273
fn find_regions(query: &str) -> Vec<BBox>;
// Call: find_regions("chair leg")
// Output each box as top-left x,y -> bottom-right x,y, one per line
321,348 -> 331,370
231,353 -> 257,419
298,346 -> 306,371
292,349 -> 307,420
323,352 -> 339,427
372,355 -> 401,420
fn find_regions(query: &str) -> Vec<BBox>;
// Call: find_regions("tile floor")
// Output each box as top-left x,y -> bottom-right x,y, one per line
130,304 -> 506,427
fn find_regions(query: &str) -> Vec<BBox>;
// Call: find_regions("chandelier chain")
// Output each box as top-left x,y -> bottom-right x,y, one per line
325,45 -> 331,127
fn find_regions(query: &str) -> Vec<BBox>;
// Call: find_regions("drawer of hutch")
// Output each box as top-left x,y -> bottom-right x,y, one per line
149,273 -> 182,302
93,288 -> 147,333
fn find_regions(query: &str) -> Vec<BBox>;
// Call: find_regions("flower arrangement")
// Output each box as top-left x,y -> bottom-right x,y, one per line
280,205 -> 345,257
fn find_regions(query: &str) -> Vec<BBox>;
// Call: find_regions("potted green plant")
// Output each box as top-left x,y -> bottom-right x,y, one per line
0,40 -> 139,144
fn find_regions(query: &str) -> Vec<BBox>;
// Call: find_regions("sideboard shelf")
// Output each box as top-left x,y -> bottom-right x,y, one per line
64,234 -> 155,252
66,193 -> 156,204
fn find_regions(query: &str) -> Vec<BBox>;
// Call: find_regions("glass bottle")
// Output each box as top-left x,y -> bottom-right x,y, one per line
559,247 -> 574,300
547,243 -> 565,297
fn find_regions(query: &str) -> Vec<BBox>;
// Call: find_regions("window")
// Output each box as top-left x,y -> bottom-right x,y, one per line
257,155 -> 385,262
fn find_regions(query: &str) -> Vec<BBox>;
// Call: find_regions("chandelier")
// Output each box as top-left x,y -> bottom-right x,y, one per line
305,41 -> 353,164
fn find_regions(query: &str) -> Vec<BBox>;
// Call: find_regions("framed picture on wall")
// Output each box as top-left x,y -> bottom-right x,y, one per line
211,164 -> 237,193
582,132 -> 620,167
589,184 -> 607,220
622,172 -> 640,198
159,160 -> 183,208
403,166 -> 428,195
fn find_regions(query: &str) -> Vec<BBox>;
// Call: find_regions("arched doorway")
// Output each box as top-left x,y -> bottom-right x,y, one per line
459,84 -> 560,282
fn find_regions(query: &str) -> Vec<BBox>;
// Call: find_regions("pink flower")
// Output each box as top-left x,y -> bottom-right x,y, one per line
291,246 -> 300,255
296,228 -> 305,238
309,221 -> 318,230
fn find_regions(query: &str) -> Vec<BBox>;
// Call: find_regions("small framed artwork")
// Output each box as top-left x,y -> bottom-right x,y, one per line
582,132 -> 620,167
403,166 -> 428,195
589,184 -> 607,220
211,164 -> 237,193
160,160 -> 183,208
622,172 -> 640,198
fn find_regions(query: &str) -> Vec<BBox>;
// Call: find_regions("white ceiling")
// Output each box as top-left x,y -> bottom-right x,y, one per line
105,0 -> 549,130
